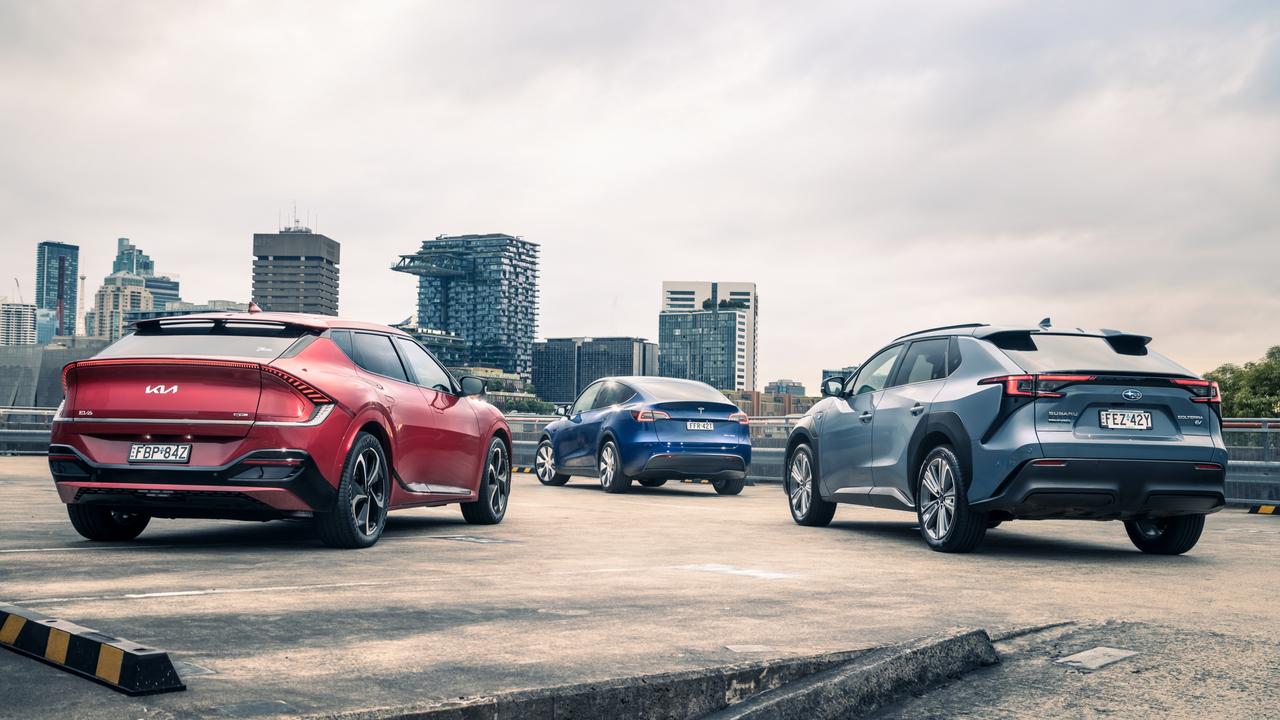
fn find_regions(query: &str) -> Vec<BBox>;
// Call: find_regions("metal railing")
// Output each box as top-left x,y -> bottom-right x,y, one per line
4,410 -> 1276,502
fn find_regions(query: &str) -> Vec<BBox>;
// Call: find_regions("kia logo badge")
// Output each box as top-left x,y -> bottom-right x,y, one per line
145,385 -> 179,395
1122,389 -> 1142,401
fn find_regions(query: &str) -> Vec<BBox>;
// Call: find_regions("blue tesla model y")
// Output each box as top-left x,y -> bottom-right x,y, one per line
534,377 -> 752,494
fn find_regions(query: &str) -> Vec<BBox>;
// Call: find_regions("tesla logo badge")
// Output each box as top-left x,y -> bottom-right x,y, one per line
1122,389 -> 1142,401
698,407 -> 705,414
145,385 -> 179,395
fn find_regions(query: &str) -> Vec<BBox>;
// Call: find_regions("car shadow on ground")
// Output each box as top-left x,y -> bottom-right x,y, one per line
826,518 -> 1209,563
541,481 -> 730,498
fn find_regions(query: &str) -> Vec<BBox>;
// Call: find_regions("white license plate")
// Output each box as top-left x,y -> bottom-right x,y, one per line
1099,410 -> 1152,430
128,443 -> 192,463
686,421 -> 715,431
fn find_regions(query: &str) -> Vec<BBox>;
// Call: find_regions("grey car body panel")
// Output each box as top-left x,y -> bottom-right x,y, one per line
788,327 -> 1227,520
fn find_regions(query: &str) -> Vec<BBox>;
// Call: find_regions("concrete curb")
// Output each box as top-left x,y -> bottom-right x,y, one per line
308,629 -> 995,720
700,629 -> 998,720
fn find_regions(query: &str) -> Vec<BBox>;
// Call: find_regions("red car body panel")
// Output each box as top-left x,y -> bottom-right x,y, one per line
49,312 -> 510,520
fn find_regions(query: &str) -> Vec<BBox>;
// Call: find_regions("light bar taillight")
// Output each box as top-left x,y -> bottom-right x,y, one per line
260,365 -> 332,404
632,410 -> 671,422
1171,378 -> 1220,404
60,358 -> 332,405
729,412 -> 750,425
978,374 -> 1095,398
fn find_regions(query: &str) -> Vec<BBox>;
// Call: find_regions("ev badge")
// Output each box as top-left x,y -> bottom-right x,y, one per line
1122,389 -> 1143,402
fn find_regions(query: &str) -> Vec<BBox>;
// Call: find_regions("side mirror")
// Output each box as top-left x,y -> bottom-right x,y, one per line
821,378 -> 844,397
459,376 -> 486,397
555,405 -> 569,417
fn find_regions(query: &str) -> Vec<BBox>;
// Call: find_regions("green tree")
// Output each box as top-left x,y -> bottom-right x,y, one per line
1204,346 -> 1280,418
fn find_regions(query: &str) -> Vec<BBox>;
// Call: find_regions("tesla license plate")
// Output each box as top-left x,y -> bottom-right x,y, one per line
1099,410 -> 1152,430
686,421 -> 715,431
128,443 -> 192,463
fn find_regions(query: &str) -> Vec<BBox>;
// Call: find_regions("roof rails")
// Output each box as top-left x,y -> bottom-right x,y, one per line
894,323 -> 988,341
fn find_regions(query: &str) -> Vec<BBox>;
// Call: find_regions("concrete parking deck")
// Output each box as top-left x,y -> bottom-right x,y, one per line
0,456 -> 1277,718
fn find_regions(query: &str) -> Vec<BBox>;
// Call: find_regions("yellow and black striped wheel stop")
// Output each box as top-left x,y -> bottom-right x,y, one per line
0,603 -> 185,695
1249,504 -> 1278,515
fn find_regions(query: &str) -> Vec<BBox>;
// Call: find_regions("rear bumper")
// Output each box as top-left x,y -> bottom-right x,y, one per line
971,458 -> 1226,520
49,444 -> 337,519
625,444 -> 750,481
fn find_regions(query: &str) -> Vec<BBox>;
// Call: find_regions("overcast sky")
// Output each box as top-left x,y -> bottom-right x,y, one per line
2,1 -> 1277,387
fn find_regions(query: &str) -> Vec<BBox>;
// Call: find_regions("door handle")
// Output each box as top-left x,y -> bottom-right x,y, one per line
859,411 -> 873,423
910,403 -> 925,416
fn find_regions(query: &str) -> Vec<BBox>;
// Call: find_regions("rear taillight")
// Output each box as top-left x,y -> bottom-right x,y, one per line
1171,378 -> 1220,404
261,365 -> 332,404
729,412 -> 750,425
978,374 -> 1095,398
632,409 -> 672,422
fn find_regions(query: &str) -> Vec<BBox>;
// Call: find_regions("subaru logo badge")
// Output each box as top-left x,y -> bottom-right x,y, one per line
1122,389 -> 1142,402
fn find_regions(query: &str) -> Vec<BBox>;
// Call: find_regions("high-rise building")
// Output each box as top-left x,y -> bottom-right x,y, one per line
658,281 -> 758,391
112,238 -> 182,309
765,379 -> 807,396
252,221 -> 340,315
35,241 -> 79,336
532,336 -> 659,403
0,304 -> 37,346
91,273 -> 153,341
821,366 -> 859,388
112,237 -> 154,275
35,309 -> 57,344
393,233 -> 539,379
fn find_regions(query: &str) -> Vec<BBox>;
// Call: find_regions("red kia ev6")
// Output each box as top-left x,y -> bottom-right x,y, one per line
48,312 -> 512,548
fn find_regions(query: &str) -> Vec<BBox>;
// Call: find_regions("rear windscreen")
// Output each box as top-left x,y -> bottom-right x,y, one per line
97,321 -> 308,360
642,380 -> 733,403
989,333 -> 1191,375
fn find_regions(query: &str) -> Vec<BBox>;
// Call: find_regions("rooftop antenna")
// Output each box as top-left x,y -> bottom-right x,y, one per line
1038,317 -> 1052,329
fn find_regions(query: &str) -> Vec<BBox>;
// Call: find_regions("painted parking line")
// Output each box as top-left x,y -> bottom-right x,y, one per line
0,545 -> 185,554
671,563 -> 797,580
6,581 -> 395,607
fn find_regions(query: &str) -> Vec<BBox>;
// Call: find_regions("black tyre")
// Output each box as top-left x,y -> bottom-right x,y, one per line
1125,514 -> 1205,555
462,437 -> 511,525
786,444 -> 835,526
66,506 -> 149,541
987,519 -> 1004,530
534,439 -> 570,486
638,479 -> 667,488
598,439 -> 631,493
317,432 -> 389,549
915,445 -> 987,553
713,477 -> 746,495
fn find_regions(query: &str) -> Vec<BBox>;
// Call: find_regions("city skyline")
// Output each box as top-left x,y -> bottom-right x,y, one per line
3,2 -> 1278,383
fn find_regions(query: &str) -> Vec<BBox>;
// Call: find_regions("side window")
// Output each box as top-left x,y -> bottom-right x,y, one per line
614,383 -> 637,405
593,381 -> 633,409
847,345 -> 903,396
394,337 -> 454,392
330,330 -> 355,361
351,333 -> 409,382
894,339 -> 949,386
948,336 -> 962,375
571,383 -> 603,415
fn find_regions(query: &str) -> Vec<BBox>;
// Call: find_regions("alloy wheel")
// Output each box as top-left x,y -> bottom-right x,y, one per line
535,443 -> 554,483
599,444 -> 616,489
350,447 -> 387,537
789,452 -> 812,518
487,442 -> 511,516
919,457 -> 957,542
